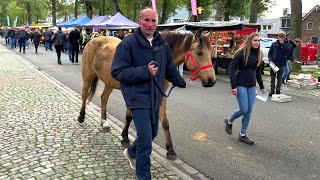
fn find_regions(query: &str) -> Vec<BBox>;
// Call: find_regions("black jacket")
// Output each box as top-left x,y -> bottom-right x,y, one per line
18,30 -> 29,40
32,32 -> 42,43
52,31 -> 66,46
7,29 -> 15,38
111,28 -> 186,109
268,40 -> 290,66
43,31 -> 53,41
229,48 -> 264,89
69,29 -> 81,45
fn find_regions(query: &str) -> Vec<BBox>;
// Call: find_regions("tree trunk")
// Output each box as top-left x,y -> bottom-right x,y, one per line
110,0 -> 122,14
142,0 -> 151,7
102,0 -> 105,15
159,0 -> 169,24
215,0 -> 226,21
75,0 -> 78,18
290,0 -> 302,70
133,1 -> 137,21
224,0 -> 232,21
85,2 -> 93,19
26,2 -> 32,25
249,0 -> 259,23
51,0 -> 56,26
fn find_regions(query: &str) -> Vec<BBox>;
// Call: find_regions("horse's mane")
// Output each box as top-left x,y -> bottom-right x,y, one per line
161,31 -> 193,51
161,31 -> 211,52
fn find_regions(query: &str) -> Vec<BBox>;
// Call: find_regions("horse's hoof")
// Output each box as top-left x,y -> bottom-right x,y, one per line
78,116 -> 85,123
101,120 -> 111,132
121,139 -> 130,147
166,153 -> 177,161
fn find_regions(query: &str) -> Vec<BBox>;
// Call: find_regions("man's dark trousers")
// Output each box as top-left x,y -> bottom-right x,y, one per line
128,108 -> 159,180
71,43 -> 79,63
270,66 -> 284,94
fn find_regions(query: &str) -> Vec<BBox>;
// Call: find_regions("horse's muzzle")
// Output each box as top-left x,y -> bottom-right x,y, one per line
202,78 -> 216,87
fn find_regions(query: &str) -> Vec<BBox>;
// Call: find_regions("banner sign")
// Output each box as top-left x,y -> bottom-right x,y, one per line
13,16 -> 18,27
191,0 -> 197,16
6,16 -> 10,26
152,0 -> 157,11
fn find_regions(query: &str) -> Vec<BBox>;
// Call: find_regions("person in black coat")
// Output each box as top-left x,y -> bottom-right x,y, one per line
32,29 -> 42,54
52,27 -> 66,65
225,32 -> 266,145
268,32 -> 291,95
18,27 -> 29,53
111,8 -> 186,179
69,28 -> 81,63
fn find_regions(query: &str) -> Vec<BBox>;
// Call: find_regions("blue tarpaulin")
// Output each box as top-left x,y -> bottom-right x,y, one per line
57,17 -> 77,27
63,16 -> 91,27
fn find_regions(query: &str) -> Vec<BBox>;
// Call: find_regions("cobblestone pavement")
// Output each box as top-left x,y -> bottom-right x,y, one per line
0,45 -> 193,179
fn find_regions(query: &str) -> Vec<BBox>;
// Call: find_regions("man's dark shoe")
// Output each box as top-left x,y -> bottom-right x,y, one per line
238,135 -> 254,145
224,119 -> 232,135
276,91 -> 280,94
269,92 -> 274,97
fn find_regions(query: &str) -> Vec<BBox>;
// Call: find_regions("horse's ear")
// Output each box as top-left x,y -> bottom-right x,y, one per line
204,31 -> 212,39
193,29 -> 203,41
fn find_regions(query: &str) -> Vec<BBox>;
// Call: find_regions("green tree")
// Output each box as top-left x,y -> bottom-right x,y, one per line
6,1 -> 24,26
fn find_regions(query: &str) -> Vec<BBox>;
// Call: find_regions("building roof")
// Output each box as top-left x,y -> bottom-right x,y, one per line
302,5 -> 320,21
267,20 -> 289,35
242,18 -> 278,24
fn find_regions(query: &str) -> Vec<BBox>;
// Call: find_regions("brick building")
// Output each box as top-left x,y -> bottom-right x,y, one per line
268,5 -> 320,44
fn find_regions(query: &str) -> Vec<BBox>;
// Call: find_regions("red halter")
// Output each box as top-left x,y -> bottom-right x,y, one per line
185,50 -> 213,81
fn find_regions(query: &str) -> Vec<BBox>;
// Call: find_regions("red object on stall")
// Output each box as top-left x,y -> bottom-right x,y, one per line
301,43 -> 318,64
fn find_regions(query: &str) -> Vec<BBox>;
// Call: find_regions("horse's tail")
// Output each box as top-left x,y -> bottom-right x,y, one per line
87,76 -> 99,103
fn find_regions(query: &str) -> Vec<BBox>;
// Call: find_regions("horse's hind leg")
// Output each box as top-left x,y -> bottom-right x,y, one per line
78,75 -> 96,123
160,98 -> 177,160
121,108 -> 132,147
100,86 -> 113,131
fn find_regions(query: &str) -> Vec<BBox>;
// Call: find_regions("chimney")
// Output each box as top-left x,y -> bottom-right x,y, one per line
283,8 -> 289,16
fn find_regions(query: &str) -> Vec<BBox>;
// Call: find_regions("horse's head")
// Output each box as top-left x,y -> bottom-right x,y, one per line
185,30 -> 216,87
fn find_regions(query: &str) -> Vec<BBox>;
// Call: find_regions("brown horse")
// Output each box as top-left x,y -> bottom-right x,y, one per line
78,30 -> 216,160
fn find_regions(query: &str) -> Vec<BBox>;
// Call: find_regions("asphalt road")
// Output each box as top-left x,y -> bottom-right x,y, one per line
6,43 -> 320,180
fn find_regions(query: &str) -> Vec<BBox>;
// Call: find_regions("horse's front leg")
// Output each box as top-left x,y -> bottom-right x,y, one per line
100,86 -> 113,131
160,98 -> 177,161
121,108 -> 132,147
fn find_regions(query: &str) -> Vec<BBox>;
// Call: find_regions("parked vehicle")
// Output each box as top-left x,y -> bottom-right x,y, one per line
260,38 -> 277,66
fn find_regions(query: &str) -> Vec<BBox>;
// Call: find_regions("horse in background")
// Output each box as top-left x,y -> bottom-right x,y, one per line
78,30 -> 216,160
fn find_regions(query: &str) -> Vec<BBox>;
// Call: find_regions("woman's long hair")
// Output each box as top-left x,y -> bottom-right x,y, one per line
234,32 -> 261,67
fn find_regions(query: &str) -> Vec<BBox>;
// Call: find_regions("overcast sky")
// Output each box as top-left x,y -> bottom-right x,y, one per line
264,0 -> 320,18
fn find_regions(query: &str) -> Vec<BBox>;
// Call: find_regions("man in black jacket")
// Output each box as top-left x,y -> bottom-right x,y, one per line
268,32 -> 290,95
111,7 -> 186,180
18,27 -> 29,53
69,28 -> 81,63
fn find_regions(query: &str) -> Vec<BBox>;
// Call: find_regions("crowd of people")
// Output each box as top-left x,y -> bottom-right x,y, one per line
0,26 -> 130,65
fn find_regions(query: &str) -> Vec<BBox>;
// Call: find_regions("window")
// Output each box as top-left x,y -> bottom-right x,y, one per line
311,37 -> 318,44
263,25 -> 267,30
268,25 -> 272,29
307,23 -> 313,30
281,19 -> 290,28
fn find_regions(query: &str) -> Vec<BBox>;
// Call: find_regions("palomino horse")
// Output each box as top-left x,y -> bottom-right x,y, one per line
78,30 -> 216,160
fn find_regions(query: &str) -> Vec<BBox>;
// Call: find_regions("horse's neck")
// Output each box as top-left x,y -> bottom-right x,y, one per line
172,34 -> 193,66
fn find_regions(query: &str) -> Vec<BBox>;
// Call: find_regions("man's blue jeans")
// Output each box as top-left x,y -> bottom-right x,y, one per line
228,86 -> 256,135
282,60 -> 291,82
9,37 -> 15,49
128,108 -> 159,180
45,40 -> 52,50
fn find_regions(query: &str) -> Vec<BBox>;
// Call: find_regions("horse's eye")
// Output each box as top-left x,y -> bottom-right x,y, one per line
197,52 -> 202,56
